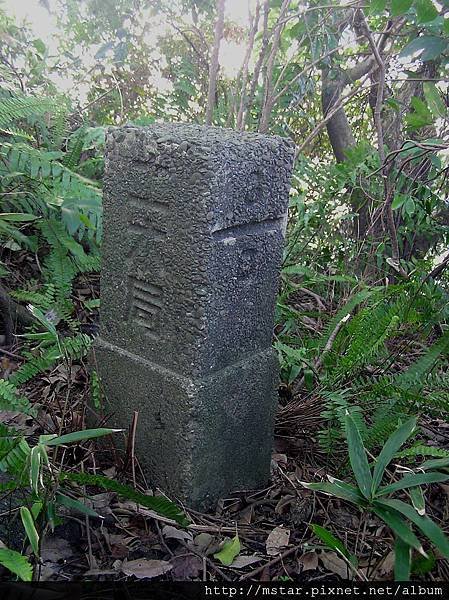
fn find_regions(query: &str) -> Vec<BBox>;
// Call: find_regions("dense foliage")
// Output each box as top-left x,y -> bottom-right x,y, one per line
0,0 -> 449,583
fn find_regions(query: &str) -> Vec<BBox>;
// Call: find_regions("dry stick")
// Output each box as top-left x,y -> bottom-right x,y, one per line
72,87 -> 117,116
130,411 -> 138,489
239,545 -> 302,581
205,0 -> 226,125
292,313 -> 351,394
0,347 -> 22,359
110,70 -> 124,125
170,23 -> 209,71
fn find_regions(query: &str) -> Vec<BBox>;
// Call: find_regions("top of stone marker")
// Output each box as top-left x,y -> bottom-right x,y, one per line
105,122 -> 296,161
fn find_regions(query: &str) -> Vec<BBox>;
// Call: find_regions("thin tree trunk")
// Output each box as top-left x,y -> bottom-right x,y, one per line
236,1 -> 261,131
259,0 -> 291,133
205,0 -> 226,126
244,0 -> 270,130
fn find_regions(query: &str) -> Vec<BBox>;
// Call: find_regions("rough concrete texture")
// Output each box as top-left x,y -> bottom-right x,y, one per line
95,124 -> 295,509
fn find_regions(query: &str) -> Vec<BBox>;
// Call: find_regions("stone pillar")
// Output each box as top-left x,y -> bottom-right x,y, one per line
94,124 -> 294,509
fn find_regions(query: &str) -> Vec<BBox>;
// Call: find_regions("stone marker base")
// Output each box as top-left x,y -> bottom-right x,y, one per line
93,337 -> 278,509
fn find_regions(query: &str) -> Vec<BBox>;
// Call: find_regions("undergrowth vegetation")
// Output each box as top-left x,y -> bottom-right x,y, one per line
1,0 -> 449,583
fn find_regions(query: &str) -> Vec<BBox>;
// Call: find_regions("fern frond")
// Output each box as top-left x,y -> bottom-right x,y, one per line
0,95 -> 53,129
396,329 -> 449,388
60,472 -> 189,526
0,425 -> 30,477
398,444 -> 449,460
63,126 -> 87,170
0,379 -> 31,414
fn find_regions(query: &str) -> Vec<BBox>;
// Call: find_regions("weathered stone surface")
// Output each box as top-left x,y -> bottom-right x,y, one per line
95,124 -> 294,508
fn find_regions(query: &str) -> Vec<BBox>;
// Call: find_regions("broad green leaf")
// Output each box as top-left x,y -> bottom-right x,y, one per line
45,428 -> 122,446
415,0 -> 438,23
20,506 -> 39,556
409,486 -> 425,516
420,457 -> 449,470
377,472 -> 449,496
327,476 -> 366,504
39,434 -> 57,445
411,96 -> 433,118
31,501 -> 43,521
424,83 -> 446,119
311,524 -> 357,565
399,36 -> 447,61
56,493 -> 101,518
394,537 -> 411,581
405,198 -> 416,216
344,412 -> 373,499
372,504 -> 425,553
304,369 -> 314,390
300,481 -> 364,505
405,112 -> 433,131
392,194 -> 407,210
378,499 -> 449,558
391,0 -> 413,15
0,547 -> 33,581
0,213 -> 37,222
33,39 -> 46,56
214,535 -> 241,566
371,417 -> 416,494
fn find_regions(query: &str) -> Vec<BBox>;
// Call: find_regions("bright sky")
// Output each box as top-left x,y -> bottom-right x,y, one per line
1,0 -> 251,95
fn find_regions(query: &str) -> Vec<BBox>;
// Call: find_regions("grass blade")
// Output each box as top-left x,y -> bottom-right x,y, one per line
56,493 -> 102,518
377,499 -> 449,558
46,428 -> 122,446
409,486 -> 425,516
20,506 -> 39,557
300,481 -> 364,505
311,524 -> 357,565
377,472 -> 449,497
372,504 -> 425,554
371,417 -> 416,495
394,537 -> 411,581
344,411 -> 373,499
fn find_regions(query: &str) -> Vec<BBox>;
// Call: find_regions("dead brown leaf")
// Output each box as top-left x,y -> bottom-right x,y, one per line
375,550 -> 395,578
238,505 -> 254,525
320,552 -> 352,580
298,552 -> 319,572
162,525 -> 193,542
266,526 -> 290,556
41,536 -> 74,563
121,559 -> 173,579
231,555 -> 264,569
275,495 -> 295,515
188,532 -> 220,557
170,554 -> 203,579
